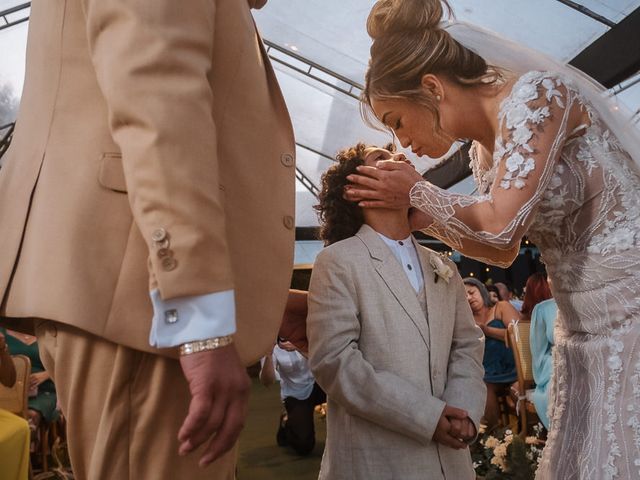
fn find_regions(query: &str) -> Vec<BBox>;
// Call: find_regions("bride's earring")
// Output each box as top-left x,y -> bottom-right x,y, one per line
435,94 -> 442,102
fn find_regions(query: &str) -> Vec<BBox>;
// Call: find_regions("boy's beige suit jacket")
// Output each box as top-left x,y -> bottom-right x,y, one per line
307,225 -> 485,479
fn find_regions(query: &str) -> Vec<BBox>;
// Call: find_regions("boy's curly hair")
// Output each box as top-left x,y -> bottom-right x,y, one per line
315,143 -> 393,245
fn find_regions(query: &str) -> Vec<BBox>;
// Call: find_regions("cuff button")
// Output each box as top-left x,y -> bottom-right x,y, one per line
161,257 -> 178,271
152,228 -> 168,243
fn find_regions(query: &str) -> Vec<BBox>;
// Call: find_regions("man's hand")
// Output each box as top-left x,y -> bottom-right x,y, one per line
432,405 -> 469,450
29,371 -> 49,390
178,344 -> 251,467
247,0 -> 268,9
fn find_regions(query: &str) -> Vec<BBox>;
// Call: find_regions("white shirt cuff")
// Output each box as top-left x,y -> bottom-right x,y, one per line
149,289 -> 236,348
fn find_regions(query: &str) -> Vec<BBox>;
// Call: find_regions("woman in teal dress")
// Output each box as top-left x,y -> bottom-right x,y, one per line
463,278 -> 520,428
529,298 -> 557,429
0,327 -> 58,435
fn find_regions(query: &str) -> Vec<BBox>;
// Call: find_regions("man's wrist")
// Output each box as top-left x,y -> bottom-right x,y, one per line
179,335 -> 234,356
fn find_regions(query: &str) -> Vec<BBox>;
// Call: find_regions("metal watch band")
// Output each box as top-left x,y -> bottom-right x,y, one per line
179,335 -> 234,356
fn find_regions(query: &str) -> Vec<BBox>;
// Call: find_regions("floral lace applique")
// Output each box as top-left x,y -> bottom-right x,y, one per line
496,72 -> 570,190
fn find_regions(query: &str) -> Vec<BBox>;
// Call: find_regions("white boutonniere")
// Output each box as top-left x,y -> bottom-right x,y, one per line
430,254 -> 454,284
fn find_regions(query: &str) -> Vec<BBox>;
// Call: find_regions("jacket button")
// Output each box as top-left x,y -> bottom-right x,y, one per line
152,228 -> 167,242
283,215 -> 294,230
157,248 -> 172,259
161,257 -> 178,271
280,153 -> 294,167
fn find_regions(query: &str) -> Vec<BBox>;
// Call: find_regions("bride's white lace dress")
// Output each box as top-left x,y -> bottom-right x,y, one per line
410,71 -> 640,479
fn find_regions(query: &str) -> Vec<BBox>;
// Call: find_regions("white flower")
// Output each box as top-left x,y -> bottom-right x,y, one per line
430,255 -> 454,283
542,78 -> 556,91
506,152 -> 525,172
522,158 -> 536,175
548,195 -> 565,210
549,175 -> 562,189
500,180 -> 511,190
485,436 -> 499,449
608,355 -> 622,371
514,179 -> 526,189
514,82 -> 539,103
506,103 -> 531,129
512,125 -> 533,146
530,106 -> 551,124
611,227 -> 636,253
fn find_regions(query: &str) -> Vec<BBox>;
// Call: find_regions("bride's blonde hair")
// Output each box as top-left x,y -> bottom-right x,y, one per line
362,0 -> 503,128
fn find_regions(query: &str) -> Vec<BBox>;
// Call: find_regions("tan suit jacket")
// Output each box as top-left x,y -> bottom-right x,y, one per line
0,0 -> 295,364
307,225 -> 485,480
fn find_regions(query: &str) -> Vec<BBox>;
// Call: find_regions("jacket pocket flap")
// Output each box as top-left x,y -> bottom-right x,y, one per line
98,153 -> 127,193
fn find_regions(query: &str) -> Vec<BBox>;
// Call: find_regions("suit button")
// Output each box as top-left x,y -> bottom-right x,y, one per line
152,228 -> 167,242
283,215 -> 294,230
157,248 -> 172,259
280,153 -> 294,167
161,257 -> 178,271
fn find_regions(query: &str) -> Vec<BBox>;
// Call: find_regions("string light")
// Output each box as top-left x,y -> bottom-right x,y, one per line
469,272 -> 474,277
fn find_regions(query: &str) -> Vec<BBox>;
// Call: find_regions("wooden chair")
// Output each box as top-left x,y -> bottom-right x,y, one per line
0,354 -> 31,418
506,320 -> 539,437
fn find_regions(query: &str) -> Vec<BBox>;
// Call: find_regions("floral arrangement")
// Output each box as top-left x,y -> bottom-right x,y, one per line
471,424 -> 545,480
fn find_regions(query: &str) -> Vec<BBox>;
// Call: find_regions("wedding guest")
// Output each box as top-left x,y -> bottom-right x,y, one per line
1,328 -> 58,451
260,336 -> 325,456
463,278 -> 520,429
495,282 -> 523,312
0,332 -> 30,480
520,273 -> 552,321
485,284 -> 500,305
307,143 -> 485,479
0,0 -> 294,477
530,297 -> 557,430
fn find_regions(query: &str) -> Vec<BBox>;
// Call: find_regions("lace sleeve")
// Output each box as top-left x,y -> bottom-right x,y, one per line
411,72 -> 583,266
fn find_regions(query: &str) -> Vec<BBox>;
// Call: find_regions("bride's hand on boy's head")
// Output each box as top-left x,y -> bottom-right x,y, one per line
343,161 -> 423,208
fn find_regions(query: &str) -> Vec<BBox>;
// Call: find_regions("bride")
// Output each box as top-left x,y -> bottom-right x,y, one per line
346,1 -> 640,478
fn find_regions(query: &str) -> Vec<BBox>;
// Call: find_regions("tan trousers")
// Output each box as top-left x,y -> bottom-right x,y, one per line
35,321 -> 236,480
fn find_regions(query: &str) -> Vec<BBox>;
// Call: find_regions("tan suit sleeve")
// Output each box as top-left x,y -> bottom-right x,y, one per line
307,248 -> 446,445
441,264 -> 486,436
80,0 -> 232,298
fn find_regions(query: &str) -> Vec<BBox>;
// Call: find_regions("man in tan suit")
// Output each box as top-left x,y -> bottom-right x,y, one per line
307,144 -> 485,479
0,0 -> 294,478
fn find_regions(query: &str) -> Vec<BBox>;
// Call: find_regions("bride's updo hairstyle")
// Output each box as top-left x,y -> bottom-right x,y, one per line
362,0 -> 502,128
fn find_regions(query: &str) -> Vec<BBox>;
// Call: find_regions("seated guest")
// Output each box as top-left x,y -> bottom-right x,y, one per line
260,289 -> 325,456
495,282 -> 523,312
260,333 -> 325,456
463,278 -> 520,429
530,297 -> 557,430
485,284 -> 500,305
520,272 -> 552,321
0,331 -> 30,480
1,328 -> 59,451
307,144 -> 485,479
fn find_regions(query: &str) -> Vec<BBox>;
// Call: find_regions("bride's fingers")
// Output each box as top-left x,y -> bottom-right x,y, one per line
353,165 -> 383,178
344,187 -> 382,201
357,200 -> 392,208
375,159 -> 410,170
346,173 -> 381,190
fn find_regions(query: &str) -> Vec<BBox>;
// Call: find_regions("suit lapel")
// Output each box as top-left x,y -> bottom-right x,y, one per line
356,225 -> 430,351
